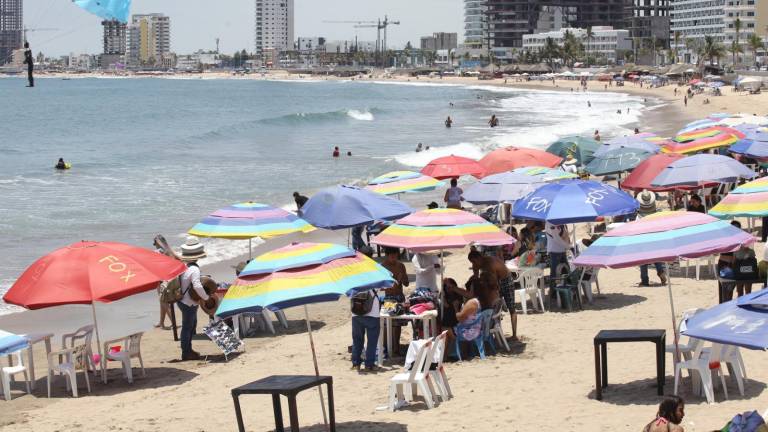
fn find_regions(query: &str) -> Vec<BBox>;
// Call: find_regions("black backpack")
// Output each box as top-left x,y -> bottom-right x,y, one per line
734,257 -> 759,281
350,290 -> 377,316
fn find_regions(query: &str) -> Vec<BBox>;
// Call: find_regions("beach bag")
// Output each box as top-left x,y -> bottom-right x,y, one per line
728,410 -> 766,432
734,257 -> 758,281
350,290 -> 376,316
159,276 -> 183,303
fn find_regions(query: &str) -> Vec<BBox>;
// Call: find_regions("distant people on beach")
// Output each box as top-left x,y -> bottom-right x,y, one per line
415,142 -> 423,153
293,191 -> 308,215
153,234 -> 177,330
23,42 -> 33,87
684,95 -> 688,107
488,115 -> 499,128
587,101 -> 591,108
347,151 -> 352,156
449,102 -> 454,107
444,178 -> 464,209
642,396 -> 685,432
333,146 -> 340,158
594,130 -> 601,141
634,128 -> 640,134
445,116 -> 453,128
55,158 -> 67,170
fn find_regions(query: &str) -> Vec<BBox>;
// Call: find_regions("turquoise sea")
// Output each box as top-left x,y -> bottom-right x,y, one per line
0,77 -> 647,311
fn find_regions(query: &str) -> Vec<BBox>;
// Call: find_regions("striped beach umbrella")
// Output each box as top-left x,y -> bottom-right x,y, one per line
709,177 -> 768,218
674,126 -> 745,142
216,243 -> 394,318
372,208 -> 515,252
366,171 -> 444,196
189,202 -> 315,240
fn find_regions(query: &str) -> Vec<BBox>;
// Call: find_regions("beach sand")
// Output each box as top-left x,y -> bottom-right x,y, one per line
1,75 -> 767,431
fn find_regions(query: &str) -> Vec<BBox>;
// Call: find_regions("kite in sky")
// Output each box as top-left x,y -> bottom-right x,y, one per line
72,0 -> 132,23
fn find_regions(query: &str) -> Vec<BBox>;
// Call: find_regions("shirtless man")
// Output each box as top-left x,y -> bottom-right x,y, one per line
381,247 -> 410,356
468,250 -> 517,339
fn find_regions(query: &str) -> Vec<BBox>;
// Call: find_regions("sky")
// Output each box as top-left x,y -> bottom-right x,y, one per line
23,0 -> 465,56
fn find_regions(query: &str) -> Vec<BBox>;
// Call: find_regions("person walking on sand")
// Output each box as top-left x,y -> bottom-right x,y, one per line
684,95 -> 687,107
23,42 -> 34,87
587,101 -> 591,108
177,237 -> 210,361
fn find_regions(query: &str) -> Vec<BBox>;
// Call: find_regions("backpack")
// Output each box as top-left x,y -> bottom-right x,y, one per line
734,257 -> 759,281
159,276 -> 183,304
350,290 -> 377,316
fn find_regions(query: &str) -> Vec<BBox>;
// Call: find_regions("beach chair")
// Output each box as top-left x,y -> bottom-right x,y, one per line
428,331 -> 453,402
1,351 -> 30,400
479,309 -> 497,355
388,339 -> 436,411
578,267 -> 599,303
46,344 -> 91,398
700,344 -> 746,397
489,300 -> 510,352
674,342 -> 729,404
101,332 -> 145,384
666,309 -> 705,363
515,268 -> 545,314
453,313 -> 486,361
61,325 -> 97,375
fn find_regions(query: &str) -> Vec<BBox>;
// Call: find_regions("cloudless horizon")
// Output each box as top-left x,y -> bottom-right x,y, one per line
22,0 -> 464,57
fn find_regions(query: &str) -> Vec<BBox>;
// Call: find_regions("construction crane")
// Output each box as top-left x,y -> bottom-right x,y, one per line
23,28 -> 60,44
354,15 -> 400,54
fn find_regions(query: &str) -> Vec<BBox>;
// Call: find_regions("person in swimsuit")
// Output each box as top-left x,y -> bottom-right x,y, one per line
445,116 -> 453,128
468,250 -> 517,339
444,178 -> 464,209
643,396 -> 685,432
332,146 -> 340,158
381,247 -> 409,356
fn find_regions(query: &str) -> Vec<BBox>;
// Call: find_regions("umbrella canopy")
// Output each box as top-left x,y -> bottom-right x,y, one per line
572,211 -> 753,268
662,132 -> 741,154
620,153 -> 687,192
709,177 -> 768,218
585,148 -> 654,176
463,167 -> 576,205
72,0 -> 131,22
3,241 -> 186,309
420,155 -> 485,180
545,136 -> 600,165
300,185 -> 413,230
593,137 -> 661,158
510,179 -> 639,225
365,171 -> 444,195
729,132 -> 768,159
239,242 -> 355,277
0,330 -> 28,356
215,243 -> 394,318
188,202 -> 315,240
478,146 -> 563,177
682,290 -> 768,351
651,154 -> 756,188
674,125 -> 745,142
372,208 -> 515,252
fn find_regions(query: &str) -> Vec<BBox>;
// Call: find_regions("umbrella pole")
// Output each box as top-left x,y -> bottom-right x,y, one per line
665,263 -> 681,364
91,303 -> 103,357
248,238 -> 252,259
303,305 -> 329,428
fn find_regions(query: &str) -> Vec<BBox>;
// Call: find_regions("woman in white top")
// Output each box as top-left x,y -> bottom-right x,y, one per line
412,253 -> 440,293
444,178 -> 464,209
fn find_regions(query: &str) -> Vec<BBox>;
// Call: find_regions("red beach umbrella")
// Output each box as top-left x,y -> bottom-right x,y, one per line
420,155 -> 486,180
478,146 -> 563,177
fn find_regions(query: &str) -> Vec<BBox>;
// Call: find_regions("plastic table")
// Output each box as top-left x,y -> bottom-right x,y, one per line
14,333 -> 53,390
231,375 -> 335,432
594,329 -> 665,400
377,311 -> 438,367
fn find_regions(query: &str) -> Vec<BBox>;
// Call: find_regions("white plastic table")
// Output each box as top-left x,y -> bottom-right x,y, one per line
376,311 -> 438,367
17,333 -> 53,390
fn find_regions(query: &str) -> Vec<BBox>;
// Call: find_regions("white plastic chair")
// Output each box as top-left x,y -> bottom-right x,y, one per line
428,331 -> 453,402
674,342 -> 729,404
1,351 -> 30,400
61,325 -> 97,376
682,256 -> 716,280
579,268 -> 599,304
489,301 -> 510,352
666,308 -> 705,363
701,344 -> 746,397
47,344 -> 91,398
101,332 -> 145,384
515,269 -> 545,314
388,339 -> 436,411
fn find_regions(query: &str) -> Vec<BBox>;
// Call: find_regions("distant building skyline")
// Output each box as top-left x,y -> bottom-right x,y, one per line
254,0 -> 294,63
127,13 -> 171,67
0,0 -> 23,66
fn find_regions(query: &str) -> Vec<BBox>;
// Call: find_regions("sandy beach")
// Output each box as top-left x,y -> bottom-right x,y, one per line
1,73 -> 767,432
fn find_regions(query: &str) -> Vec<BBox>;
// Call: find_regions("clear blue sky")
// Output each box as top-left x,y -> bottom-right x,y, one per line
23,0 -> 464,56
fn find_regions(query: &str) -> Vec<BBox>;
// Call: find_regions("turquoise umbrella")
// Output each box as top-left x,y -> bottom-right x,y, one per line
546,136 -> 600,165
586,148 -> 654,176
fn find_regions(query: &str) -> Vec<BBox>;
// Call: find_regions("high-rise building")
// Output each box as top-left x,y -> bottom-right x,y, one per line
626,0 -> 669,64
723,0 -> 768,64
254,0 -> 294,64
126,13 -> 171,67
670,0 -> 725,63
102,19 -> 127,55
420,32 -> 458,51
0,0 -> 23,66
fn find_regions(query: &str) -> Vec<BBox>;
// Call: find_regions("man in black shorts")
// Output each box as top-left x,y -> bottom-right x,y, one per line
468,250 -> 517,339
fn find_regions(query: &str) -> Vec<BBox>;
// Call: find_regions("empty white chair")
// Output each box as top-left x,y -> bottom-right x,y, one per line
428,331 -> 453,402
674,343 -> 729,404
701,344 -> 746,397
101,332 -> 145,384
388,339 -> 436,411
47,344 -> 91,398
579,268 -> 599,304
520,269 -> 545,313
666,308 -> 705,363
61,325 -> 96,376
489,301 -> 510,352
1,351 -> 30,400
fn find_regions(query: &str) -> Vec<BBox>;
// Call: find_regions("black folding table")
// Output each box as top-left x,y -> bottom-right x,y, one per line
594,329 -> 666,400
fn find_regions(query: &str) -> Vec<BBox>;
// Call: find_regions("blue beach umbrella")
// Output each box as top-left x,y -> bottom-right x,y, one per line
729,131 -> 768,159
72,0 -> 132,22
0,330 -> 28,356
683,290 -> 768,350
511,179 -> 639,224
545,136 -> 600,165
463,167 -> 576,205
593,137 -> 660,157
585,148 -> 654,176
300,185 -> 413,229
651,154 -> 756,188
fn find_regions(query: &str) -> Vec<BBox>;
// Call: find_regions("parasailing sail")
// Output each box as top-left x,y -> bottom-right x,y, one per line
71,0 -> 132,23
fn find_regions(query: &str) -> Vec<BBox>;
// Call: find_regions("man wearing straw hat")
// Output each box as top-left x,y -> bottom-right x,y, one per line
636,191 -> 667,286
178,236 -> 210,361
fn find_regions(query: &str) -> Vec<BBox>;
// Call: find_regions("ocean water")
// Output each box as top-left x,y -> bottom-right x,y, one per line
0,77 -> 646,313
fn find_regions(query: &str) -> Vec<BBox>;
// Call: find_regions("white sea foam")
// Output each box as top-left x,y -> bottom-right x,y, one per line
394,142 -> 488,167
347,109 -> 374,121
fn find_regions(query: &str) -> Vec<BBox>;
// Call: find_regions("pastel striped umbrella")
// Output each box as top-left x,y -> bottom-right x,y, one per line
216,243 -> 394,318
366,171 -> 445,195
573,211 -> 754,358
709,177 -> 768,218
372,208 -> 515,252
189,202 -> 315,240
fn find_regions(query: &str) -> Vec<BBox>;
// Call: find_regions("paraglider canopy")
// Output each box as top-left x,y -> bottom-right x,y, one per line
72,0 -> 132,23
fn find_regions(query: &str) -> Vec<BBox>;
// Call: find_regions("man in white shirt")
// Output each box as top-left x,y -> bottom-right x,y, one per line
177,237 -> 209,361
545,222 -> 571,288
412,253 -> 440,294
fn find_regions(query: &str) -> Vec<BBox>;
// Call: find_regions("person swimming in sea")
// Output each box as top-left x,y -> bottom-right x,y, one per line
445,116 -> 453,128
332,146 -> 340,158
415,143 -> 423,153
55,158 -> 67,170
488,115 -> 499,128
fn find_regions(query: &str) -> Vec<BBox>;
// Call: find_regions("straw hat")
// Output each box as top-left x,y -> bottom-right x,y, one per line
563,154 -> 578,165
637,190 -> 657,215
180,236 -> 206,261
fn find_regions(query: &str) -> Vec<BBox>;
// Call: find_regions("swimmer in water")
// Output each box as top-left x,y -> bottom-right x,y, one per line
415,143 -> 423,153
488,115 -> 499,128
445,116 -> 453,128
332,146 -> 340,158
55,158 -> 67,169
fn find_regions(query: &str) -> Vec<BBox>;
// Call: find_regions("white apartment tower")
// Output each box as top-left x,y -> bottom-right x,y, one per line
254,0 -> 294,62
670,0 -> 725,63
127,13 -> 171,67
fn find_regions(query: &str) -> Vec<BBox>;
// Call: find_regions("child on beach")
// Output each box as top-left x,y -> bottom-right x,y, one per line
642,396 -> 685,432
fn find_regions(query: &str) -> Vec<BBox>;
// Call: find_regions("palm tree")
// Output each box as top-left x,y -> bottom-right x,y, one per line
541,37 -> 560,69
748,33 -> 764,67
583,26 -> 595,67
730,40 -> 744,70
562,30 -> 582,67
733,18 -> 742,66
673,31 -> 681,63
701,35 -> 726,72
